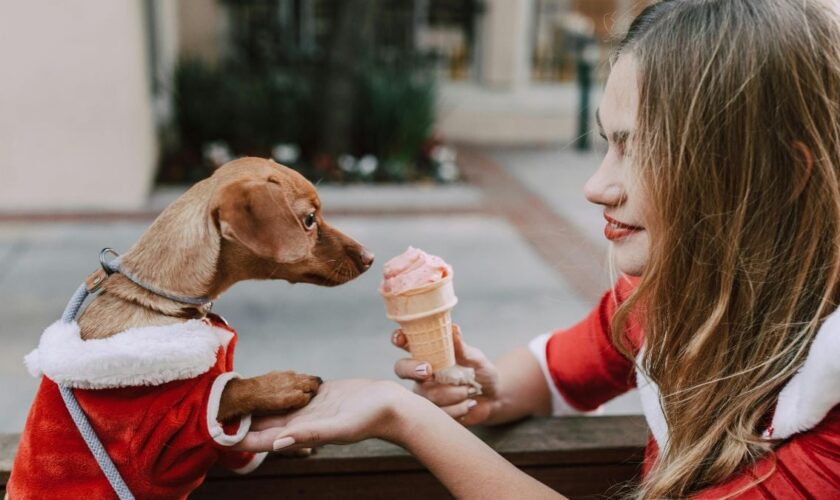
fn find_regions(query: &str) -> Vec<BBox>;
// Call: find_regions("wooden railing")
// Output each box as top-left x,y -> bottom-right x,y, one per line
1,415 -> 648,499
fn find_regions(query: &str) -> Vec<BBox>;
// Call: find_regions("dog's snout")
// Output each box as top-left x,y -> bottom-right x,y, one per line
357,248 -> 375,271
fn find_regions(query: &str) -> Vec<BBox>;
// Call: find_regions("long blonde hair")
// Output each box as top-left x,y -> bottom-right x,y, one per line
610,0 -> 840,497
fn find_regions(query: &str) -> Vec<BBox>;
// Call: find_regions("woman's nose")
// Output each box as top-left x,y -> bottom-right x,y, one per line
584,159 -> 625,207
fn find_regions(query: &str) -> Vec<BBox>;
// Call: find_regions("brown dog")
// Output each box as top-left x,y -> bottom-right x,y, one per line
9,158 -> 375,498
78,156 -> 373,420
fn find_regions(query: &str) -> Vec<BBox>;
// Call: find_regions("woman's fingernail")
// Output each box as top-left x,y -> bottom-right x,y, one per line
466,399 -> 478,410
391,330 -> 402,345
273,436 -> 296,451
467,387 -> 478,396
415,364 -> 430,377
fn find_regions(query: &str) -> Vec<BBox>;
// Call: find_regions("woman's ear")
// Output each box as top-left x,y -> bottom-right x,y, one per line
790,141 -> 814,202
213,179 -> 310,263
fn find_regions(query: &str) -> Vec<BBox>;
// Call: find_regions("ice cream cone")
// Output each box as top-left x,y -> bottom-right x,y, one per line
382,275 -> 458,372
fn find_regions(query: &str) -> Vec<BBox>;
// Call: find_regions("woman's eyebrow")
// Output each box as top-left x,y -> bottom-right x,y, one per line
595,108 -> 631,146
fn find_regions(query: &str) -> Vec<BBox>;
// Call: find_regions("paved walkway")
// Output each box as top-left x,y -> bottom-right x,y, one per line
0,145 -> 640,433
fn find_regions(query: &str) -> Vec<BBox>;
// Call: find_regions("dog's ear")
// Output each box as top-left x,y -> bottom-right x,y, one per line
213,178 -> 309,263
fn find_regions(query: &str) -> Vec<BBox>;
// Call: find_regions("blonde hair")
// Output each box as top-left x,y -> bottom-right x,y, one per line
610,0 -> 840,497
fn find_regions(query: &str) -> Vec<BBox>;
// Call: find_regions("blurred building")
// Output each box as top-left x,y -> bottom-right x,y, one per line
0,0 -> 642,212
0,1 -> 177,212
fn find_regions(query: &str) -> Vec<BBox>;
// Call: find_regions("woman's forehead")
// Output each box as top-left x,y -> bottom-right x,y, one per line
599,55 -> 639,133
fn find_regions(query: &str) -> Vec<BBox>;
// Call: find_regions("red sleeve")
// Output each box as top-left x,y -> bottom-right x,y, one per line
544,277 -> 642,411
694,405 -> 840,498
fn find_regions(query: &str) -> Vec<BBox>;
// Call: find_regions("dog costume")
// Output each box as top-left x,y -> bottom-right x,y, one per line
530,277 -> 840,497
8,314 -> 265,499
8,252 -> 266,499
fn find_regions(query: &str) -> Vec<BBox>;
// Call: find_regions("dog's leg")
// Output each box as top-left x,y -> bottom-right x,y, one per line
218,371 -> 322,422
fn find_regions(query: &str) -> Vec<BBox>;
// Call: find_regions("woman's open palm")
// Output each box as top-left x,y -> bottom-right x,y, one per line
232,379 -> 407,452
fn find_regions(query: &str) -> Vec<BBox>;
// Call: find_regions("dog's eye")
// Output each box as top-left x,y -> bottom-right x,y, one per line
304,212 -> 316,229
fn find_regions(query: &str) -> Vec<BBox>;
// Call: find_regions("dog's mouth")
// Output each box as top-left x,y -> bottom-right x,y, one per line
301,272 -> 346,287
302,261 -> 368,287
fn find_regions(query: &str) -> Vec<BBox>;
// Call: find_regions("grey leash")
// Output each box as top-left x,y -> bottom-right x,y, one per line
59,283 -> 135,500
57,248 -> 214,499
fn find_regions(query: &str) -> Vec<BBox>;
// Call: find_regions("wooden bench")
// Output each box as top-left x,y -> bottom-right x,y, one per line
1,415 -> 647,499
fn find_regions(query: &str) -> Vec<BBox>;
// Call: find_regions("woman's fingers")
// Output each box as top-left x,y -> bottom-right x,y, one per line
232,426 -> 289,452
249,414 -> 293,432
394,358 -> 433,382
391,329 -> 410,352
415,382 -> 477,406
270,418 -> 348,450
441,398 -> 478,420
233,419 -> 341,452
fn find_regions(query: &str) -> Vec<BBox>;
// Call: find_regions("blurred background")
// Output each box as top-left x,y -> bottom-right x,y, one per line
0,0 -> 648,433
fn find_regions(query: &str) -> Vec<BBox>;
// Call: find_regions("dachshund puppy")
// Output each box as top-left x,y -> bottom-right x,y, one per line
10,158 -> 373,498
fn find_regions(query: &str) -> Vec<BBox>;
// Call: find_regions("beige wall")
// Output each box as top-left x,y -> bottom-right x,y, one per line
0,1 -> 156,211
177,0 -> 228,65
480,0 -> 534,88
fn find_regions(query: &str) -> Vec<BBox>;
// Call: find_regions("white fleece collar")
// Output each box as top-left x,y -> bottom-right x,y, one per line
25,320 -> 234,389
638,307 -> 840,448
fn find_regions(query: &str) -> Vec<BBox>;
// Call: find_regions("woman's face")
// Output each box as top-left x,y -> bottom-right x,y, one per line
584,54 -> 650,277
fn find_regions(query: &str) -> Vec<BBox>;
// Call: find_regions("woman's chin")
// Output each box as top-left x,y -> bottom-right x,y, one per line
613,246 -> 648,276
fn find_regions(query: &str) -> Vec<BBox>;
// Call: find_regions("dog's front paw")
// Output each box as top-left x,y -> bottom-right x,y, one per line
255,370 -> 322,414
219,371 -> 322,422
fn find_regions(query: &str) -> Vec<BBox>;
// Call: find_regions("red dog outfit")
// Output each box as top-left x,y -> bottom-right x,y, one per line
530,277 -> 840,497
8,314 -> 266,499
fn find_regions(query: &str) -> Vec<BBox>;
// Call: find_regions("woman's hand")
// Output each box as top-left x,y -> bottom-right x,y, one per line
232,379 -> 411,452
392,325 -> 501,426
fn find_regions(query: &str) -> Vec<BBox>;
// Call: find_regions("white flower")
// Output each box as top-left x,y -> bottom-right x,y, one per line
430,145 -> 457,164
438,161 -> 459,182
338,154 -> 357,173
203,141 -> 233,168
357,155 -> 378,176
272,143 -> 300,164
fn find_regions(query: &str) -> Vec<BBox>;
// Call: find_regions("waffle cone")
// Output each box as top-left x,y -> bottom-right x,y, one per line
382,275 -> 458,373
397,310 -> 455,372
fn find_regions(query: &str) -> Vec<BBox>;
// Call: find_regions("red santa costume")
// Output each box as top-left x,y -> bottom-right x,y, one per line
7,314 -> 266,499
529,277 -> 840,497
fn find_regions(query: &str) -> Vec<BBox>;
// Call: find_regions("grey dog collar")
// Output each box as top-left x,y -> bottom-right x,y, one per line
95,248 -> 213,307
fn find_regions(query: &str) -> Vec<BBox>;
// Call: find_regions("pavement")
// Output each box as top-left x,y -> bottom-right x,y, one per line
0,145 -> 641,433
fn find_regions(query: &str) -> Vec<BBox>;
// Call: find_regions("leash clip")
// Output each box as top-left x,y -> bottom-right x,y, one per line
84,248 -> 120,293
99,248 -> 120,275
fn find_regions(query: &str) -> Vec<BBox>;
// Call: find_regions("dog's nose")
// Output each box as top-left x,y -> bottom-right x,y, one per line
359,248 -> 375,270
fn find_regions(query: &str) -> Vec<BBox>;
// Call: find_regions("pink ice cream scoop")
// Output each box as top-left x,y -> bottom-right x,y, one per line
379,246 -> 452,295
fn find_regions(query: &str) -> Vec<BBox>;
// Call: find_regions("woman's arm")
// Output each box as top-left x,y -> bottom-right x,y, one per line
392,327 -> 552,426
393,388 -> 561,499
395,280 -> 643,425
234,379 -> 563,500
482,346 -> 552,424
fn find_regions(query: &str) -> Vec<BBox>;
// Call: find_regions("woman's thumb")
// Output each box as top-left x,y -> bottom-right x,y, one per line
452,325 -> 485,368
272,419 -> 337,450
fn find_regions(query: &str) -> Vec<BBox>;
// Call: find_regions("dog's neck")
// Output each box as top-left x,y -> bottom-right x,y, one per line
78,181 -> 227,339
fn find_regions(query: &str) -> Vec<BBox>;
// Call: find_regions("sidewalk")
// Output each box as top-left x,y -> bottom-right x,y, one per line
0,145 -> 641,433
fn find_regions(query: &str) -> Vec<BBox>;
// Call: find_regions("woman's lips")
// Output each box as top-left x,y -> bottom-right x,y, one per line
603,214 -> 644,242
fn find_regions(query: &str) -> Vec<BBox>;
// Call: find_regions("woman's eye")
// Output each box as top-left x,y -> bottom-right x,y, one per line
304,212 -> 316,229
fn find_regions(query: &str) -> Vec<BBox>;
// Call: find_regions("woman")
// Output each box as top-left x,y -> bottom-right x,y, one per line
236,0 -> 840,497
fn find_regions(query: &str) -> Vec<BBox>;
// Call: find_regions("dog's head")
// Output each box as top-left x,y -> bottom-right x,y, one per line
209,157 -> 373,287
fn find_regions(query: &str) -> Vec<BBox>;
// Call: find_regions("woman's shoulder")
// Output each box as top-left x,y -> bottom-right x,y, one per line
694,405 -> 840,498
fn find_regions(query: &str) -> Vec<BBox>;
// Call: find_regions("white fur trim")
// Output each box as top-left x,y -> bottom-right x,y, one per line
528,333 -> 602,416
636,349 -> 669,451
231,452 -> 268,475
24,320 -> 234,389
206,371 -> 252,446
767,309 -> 840,440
